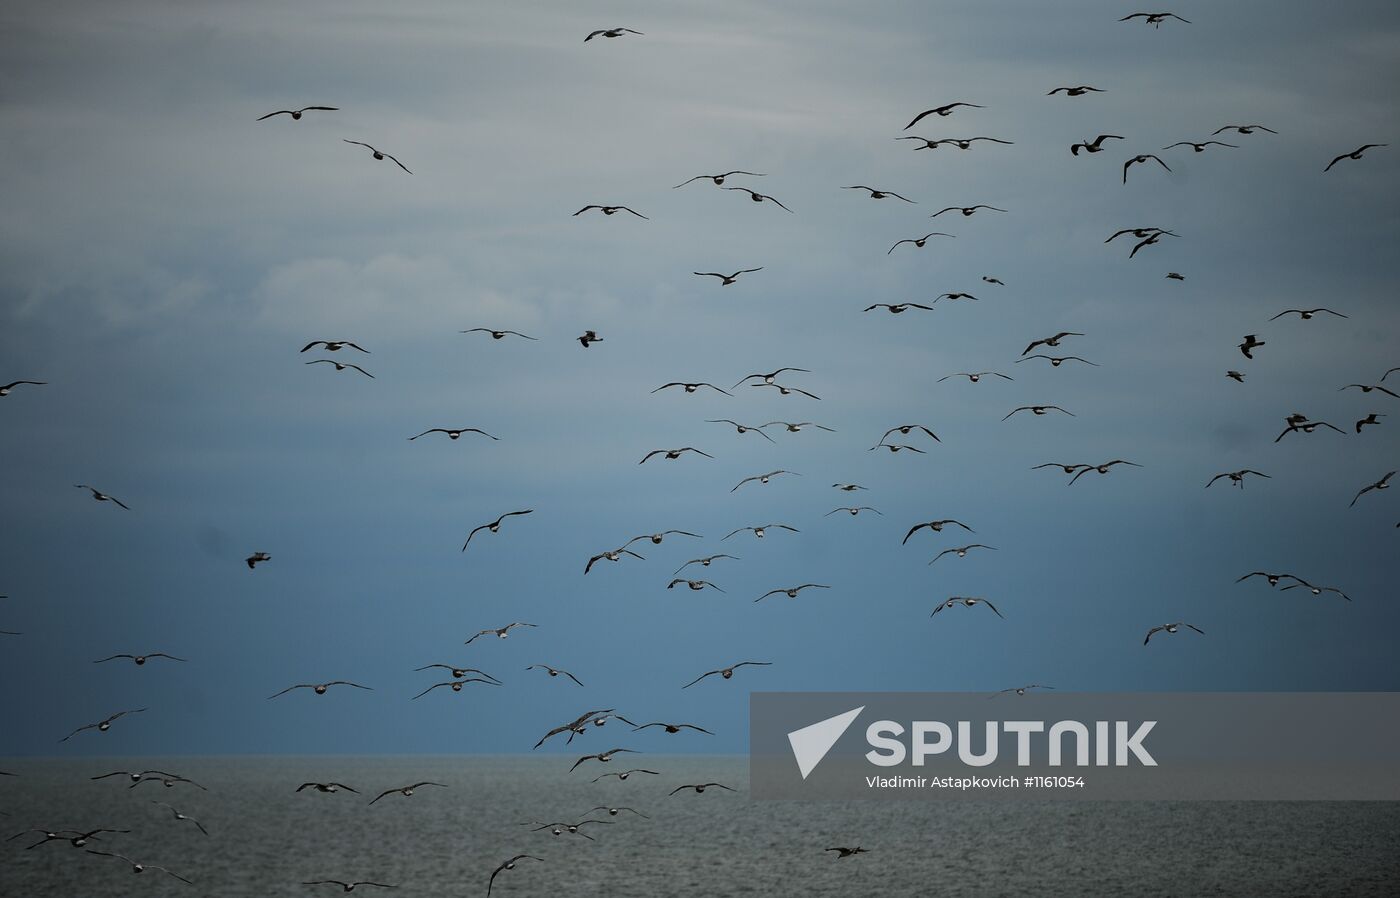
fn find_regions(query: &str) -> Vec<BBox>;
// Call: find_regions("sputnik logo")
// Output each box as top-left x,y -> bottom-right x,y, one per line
787,706 -> 864,779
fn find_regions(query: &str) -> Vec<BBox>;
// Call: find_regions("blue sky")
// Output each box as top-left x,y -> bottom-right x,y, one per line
1,0 -> 1397,756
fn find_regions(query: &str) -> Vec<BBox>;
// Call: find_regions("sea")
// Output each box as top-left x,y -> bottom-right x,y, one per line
1,756 -> 1397,897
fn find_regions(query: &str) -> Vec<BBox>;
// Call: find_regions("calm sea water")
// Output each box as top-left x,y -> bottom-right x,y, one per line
1,756 -> 1397,897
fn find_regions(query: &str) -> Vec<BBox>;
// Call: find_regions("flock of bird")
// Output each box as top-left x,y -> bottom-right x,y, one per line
2,6 -> 1396,896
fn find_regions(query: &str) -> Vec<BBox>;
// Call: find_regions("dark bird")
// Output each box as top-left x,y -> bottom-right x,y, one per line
590,806 -> 651,817
694,268 -> 762,285
533,709 -> 615,749
887,233 -> 955,254
1271,308 -> 1347,321
1227,370 -> 1245,382
465,622 -> 537,644
722,523 -> 799,540
1071,135 -> 1124,155
870,442 -> 926,454
94,652 -> 186,666
844,185 -> 915,202
724,187 -> 793,211
569,748 -> 637,773
12,828 -> 127,850
461,328 -> 537,341
256,105 -> 337,121
0,381 -> 45,396
832,483 -> 868,491
825,506 -> 882,517
591,769 -> 660,782
1144,623 -> 1204,644
882,425 -> 940,442
1120,12 -> 1191,27
1105,227 -> 1177,243
732,470 -> 800,491
1214,124 -> 1277,136
1325,144 -> 1386,172
296,782 -> 359,794
574,204 -> 648,219
246,552 -> 271,569
639,447 -> 713,464
527,665 -> 585,687
1033,463 -> 1089,475
1068,460 -> 1142,484
1166,272 -> 1185,280
827,847 -> 870,857
1238,335 -> 1265,359
1003,405 -> 1074,421
1017,355 -> 1098,368
1235,572 -> 1307,588
670,782 -> 737,795
91,769 -> 189,786
931,205 -> 1005,218
900,136 -> 1012,150
929,544 -> 997,564
409,427 -> 499,441
585,27 -> 643,41
303,882 -> 397,893
60,709 -> 145,743
414,664 -> 500,683
1351,472 -> 1395,507
368,782 -> 447,805
624,720 -> 713,735
939,371 -> 1013,383
306,359 -> 374,378
463,510 -> 534,550
488,856 -> 542,898
666,579 -> 724,593
735,367 -> 811,387
527,820 -> 613,840
1275,418 -> 1345,442
342,140 -> 410,173
934,290 -> 978,301
1163,141 -> 1237,152
674,554 -> 739,575
683,662 -> 772,688
764,421 -> 833,434
73,484 -> 129,510
864,302 -> 934,313
301,340 -> 368,353
1049,85 -> 1104,96
585,547 -> 645,575
1023,332 -> 1083,355
903,519 -> 975,543
706,419 -> 775,442
625,530 -> 702,548
1340,383 -> 1399,398
1356,413 -> 1385,433
674,171 -> 765,188
267,681 -> 371,700
1206,470 -> 1270,489
653,382 -> 732,396
995,685 -> 1056,696
85,850 -> 192,883
578,330 -> 604,347
751,382 -> 820,399
903,103 -> 985,129
931,597 -> 1003,618
411,678 -> 499,700
1280,581 -> 1351,601
755,584 -> 829,602
1123,154 -> 1171,183
152,802 -> 207,836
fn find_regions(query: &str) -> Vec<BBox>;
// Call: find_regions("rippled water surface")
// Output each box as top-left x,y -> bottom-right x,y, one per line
1,756 -> 1397,897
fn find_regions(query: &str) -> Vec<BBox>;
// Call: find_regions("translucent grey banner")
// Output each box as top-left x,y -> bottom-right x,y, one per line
749,692 -> 1400,800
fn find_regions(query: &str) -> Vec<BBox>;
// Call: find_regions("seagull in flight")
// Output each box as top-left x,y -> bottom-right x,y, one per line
574,205 -> 647,219
833,483 -> 868,491
93,652 -> 186,666
826,847 -> 870,857
995,685 -> 1055,696
903,519 -> 975,543
732,470 -> 800,491
73,485 -> 129,510
706,420 -> 775,441
463,510 -> 534,550
751,382 -> 820,400
151,802 -> 208,836
591,769 -> 660,782
585,27 -> 643,41
1071,134 -> 1124,155
1120,12 -> 1191,27
578,329 -> 604,347
590,806 -> 651,817
939,371 -> 1012,383
1206,470 -> 1270,489
674,171 -> 764,188
534,709 -> 615,749
735,367 -> 811,387
1214,124 -> 1277,136
301,340 -> 368,353
584,547 -> 645,575
683,661 -> 772,688
1163,140 -> 1237,152
625,530 -> 702,548
639,447 -> 713,463
409,427 -> 499,441
886,233 -> 955,254
694,268 -> 762,286
929,544 -> 997,564
297,782 -> 359,794
465,622 -> 537,644
1271,308 -> 1347,321
0,380 -> 45,396
246,551 -> 271,569
1340,383 -> 1399,398
488,856 -> 543,897
903,103 -> 984,129
652,382 -> 732,396
461,328 -> 536,341
623,719 -> 714,735
826,506 -> 882,517
674,554 -> 739,575
667,579 -> 724,593
1238,335 -> 1265,359
1023,332 -> 1083,355
1003,405 -> 1074,421
930,205 -> 1005,218
267,681 -> 371,700
1123,154 -> 1171,183
1235,571 -> 1307,588
1325,144 -> 1387,172
306,359 -> 373,377
85,851 -> 192,883
342,140 -> 410,173
724,186 -> 794,211
569,748 -> 637,772
864,302 -> 934,313
368,782 -> 447,805
1017,355 -> 1098,368
411,678 -> 499,700
527,665 -> 586,687
303,881 -> 398,892
257,105 -> 337,121
414,664 -> 500,683
932,597 -> 1003,618
881,425 -> 940,442
1067,460 -> 1141,484
1356,413 -> 1385,432
870,442 -> 925,454
1049,85 -> 1104,96
722,523 -> 799,540
670,782 -> 737,795
1144,623 -> 1204,644
1280,581 -> 1351,601
843,185 -> 915,202
755,584 -> 829,602
1351,471 -> 1395,507
60,709 -> 145,742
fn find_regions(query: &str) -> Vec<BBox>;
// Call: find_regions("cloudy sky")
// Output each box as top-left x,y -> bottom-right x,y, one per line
1,0 -> 1397,756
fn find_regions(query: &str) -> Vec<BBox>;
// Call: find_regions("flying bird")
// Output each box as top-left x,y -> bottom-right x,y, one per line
578,330 -> 604,347
533,709 -> 616,749
591,769 -> 660,782
1023,332 -> 1083,355
93,652 -> 186,666
1356,413 -> 1385,433
1235,572 -> 1307,588
409,427 -> 499,441
585,547 -> 645,575
1003,405 -> 1074,421
706,420 -> 775,442
256,105 -> 337,121
73,485 -> 129,510
590,806 -> 651,817
246,552 -> 271,569
1071,134 -> 1124,155
1351,472 -> 1395,507
1214,124 -> 1277,136
887,233 -> 954,254
624,720 -> 714,735
929,544 -> 997,564
461,328 -> 537,341
1120,12 -> 1191,27
995,685 -> 1056,696
825,506 -> 882,517
487,856 -> 542,897
1206,470 -> 1271,489
1017,355 -> 1098,368
303,882 -> 397,893
843,185 -> 915,202
1270,308 -> 1347,321
1280,582 -> 1351,601
939,371 -> 1013,383
465,622 -> 537,644
864,302 -> 934,313
267,681 -> 371,700
724,187 -> 793,211
411,678 -> 499,700
0,381 -> 45,396
342,140 -> 410,173
931,205 -> 1005,218
673,171 -> 765,188
670,782 -> 737,795
585,27 -> 643,41
414,664 -> 500,683
639,447 -> 713,464
296,782 -> 360,794
666,579 -> 724,593
1325,144 -> 1386,172
722,524 -> 799,540
60,709 -> 145,743
1163,141 -> 1237,152
881,425 -> 940,442
1144,623 -> 1205,644
526,665 -> 586,687
903,103 -> 985,129
732,470 -> 800,491
1340,383 -> 1399,398
674,554 -> 739,575
368,782 -> 447,805
625,530 -> 702,548
931,597 -> 1003,618
735,367 -> 811,387
85,851 -> 192,883
827,847 -> 870,857
751,382 -> 821,399
306,359 -> 373,377
755,584 -> 829,602
870,442 -> 926,454
463,510 -> 534,550
1123,154 -> 1171,183
901,136 -> 1012,150
832,483 -> 868,491
903,519 -> 975,543
1067,460 -> 1141,484
652,382 -> 732,396
1227,370 -> 1245,382
574,205 -> 648,219
151,802 -> 208,836
569,748 -> 637,772
1166,272 -> 1185,280
1239,335 -> 1265,359
301,340 -> 368,353
683,662 -> 772,688
694,268 -> 762,285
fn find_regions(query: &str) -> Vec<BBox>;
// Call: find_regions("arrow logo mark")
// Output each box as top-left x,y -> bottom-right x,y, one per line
787,706 -> 864,779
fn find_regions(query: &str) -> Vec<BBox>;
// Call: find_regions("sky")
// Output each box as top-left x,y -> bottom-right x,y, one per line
1,0 -> 1398,757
